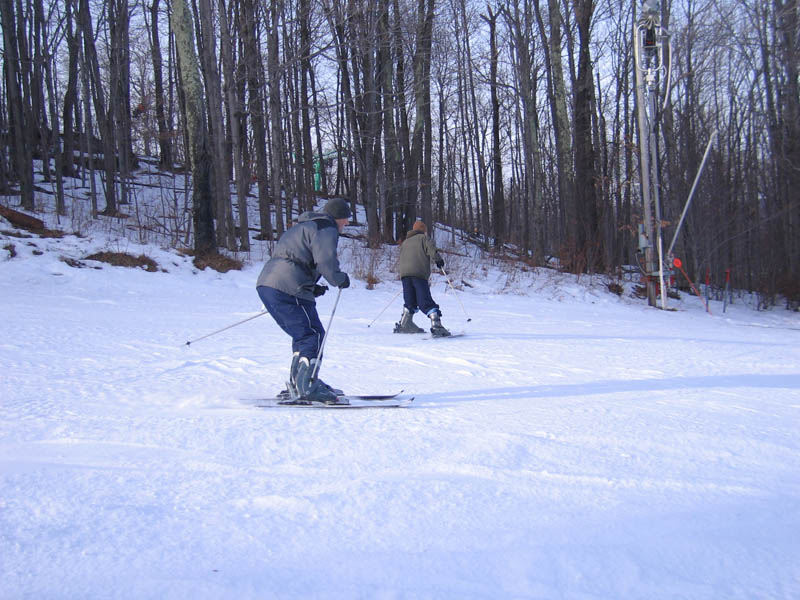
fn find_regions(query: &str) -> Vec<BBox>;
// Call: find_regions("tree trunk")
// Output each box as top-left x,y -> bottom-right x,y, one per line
413,0 -> 435,230
485,6 -> 504,248
241,0 -> 272,240
392,0 -> 413,239
774,0 -> 800,286
504,0 -> 545,261
197,0 -> 237,250
108,0 -> 130,208
172,0 -> 217,255
43,32 -> 65,216
61,0 -> 80,178
32,0 -> 49,183
0,0 -> 34,210
299,0 -> 316,214
79,0 -> 118,216
534,0 -> 573,255
571,0 -> 600,271
458,0 -> 490,245
267,0 -> 285,231
218,0 -> 250,251
379,0 -> 401,240
149,0 -> 173,169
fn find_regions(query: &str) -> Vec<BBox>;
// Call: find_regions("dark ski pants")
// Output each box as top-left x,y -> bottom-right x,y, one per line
257,286 -> 324,360
401,276 -> 440,316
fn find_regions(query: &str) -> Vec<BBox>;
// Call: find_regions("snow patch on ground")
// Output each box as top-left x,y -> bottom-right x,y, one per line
2,212 -> 800,599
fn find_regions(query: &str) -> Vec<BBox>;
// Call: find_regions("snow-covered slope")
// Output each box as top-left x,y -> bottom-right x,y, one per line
2,218 -> 799,599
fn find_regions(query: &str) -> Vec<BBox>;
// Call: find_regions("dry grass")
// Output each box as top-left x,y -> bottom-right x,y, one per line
192,252 -> 244,273
85,251 -> 160,272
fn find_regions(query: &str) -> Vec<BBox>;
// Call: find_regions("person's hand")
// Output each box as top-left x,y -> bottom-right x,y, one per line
338,273 -> 350,289
435,258 -> 444,269
313,284 -> 328,297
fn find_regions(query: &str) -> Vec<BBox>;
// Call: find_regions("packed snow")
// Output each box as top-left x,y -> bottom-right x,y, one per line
2,212 -> 800,599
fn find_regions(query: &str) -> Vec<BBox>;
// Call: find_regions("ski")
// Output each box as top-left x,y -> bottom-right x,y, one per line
425,332 -> 466,339
247,392 -> 413,409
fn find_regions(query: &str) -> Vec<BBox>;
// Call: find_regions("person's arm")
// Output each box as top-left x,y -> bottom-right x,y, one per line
425,236 -> 444,269
312,226 -> 349,287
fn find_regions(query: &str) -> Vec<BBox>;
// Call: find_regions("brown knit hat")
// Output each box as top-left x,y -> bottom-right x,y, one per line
412,220 -> 427,233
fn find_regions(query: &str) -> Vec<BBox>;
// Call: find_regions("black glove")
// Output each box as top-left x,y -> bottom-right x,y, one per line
435,258 -> 445,269
313,284 -> 328,297
338,273 -> 350,289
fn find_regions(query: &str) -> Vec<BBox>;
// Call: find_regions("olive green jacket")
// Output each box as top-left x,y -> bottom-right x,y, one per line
397,230 -> 442,280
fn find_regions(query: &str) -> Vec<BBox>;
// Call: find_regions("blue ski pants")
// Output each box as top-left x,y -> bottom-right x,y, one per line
257,286 -> 324,360
401,276 -> 440,316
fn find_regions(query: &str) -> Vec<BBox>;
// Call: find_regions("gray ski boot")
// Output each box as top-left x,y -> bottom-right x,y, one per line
292,357 -> 341,403
428,310 -> 451,337
278,352 -> 302,399
279,353 -> 342,399
393,307 -> 425,334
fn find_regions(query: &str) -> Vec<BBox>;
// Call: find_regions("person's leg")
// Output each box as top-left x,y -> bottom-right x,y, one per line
258,286 -> 324,359
410,279 -> 450,336
394,278 -> 425,333
258,287 -> 340,400
401,277 -> 419,312
410,277 -> 439,316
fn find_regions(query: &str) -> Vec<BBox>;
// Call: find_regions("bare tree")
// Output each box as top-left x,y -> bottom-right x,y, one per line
484,5 -> 504,248
196,0 -> 237,249
78,0 -> 119,216
148,0 -> 173,169
266,0 -> 286,232
218,0 -> 251,251
534,0 -> 573,256
172,0 -> 217,255
571,0 -> 601,271
61,0 -> 81,179
1,0 -> 34,210
503,0 -> 546,260
241,0 -> 272,241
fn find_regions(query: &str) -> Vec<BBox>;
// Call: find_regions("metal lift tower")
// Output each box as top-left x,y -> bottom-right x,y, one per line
633,0 -> 670,308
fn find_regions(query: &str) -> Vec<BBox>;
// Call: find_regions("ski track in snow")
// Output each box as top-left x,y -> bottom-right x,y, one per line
2,230 -> 800,599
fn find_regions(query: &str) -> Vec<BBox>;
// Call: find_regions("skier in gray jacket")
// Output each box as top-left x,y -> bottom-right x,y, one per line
256,198 -> 351,402
394,220 -> 451,337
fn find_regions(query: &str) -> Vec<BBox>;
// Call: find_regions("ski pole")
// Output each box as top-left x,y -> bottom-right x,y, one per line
184,310 -> 269,346
440,267 -> 471,322
311,287 -> 342,382
367,289 -> 402,327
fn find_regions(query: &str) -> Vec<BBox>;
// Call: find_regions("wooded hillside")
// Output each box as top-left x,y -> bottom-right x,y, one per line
0,0 -> 797,303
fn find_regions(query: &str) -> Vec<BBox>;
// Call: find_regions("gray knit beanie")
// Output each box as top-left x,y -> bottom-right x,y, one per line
322,198 -> 352,220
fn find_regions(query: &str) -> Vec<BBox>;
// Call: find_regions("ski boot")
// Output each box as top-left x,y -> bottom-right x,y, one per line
393,307 -> 425,334
428,310 -> 451,337
290,357 -> 341,404
278,353 -> 342,400
277,352 -> 302,400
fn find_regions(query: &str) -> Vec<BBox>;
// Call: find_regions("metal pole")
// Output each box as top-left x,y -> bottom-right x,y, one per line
648,84 -> 667,310
367,289 -> 402,327
666,130 -> 718,257
184,310 -> 269,346
311,287 -> 342,382
633,0 -> 671,309
634,17 -> 658,307
440,268 -> 471,322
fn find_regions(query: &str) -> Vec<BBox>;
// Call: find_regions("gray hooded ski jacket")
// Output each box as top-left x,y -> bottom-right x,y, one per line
398,229 -> 443,280
256,211 -> 348,302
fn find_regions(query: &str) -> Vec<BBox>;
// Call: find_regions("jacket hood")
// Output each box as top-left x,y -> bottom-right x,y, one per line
405,229 -> 424,239
297,211 -> 335,224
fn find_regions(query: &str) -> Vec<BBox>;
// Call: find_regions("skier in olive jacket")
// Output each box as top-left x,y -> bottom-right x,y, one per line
256,198 -> 351,402
394,220 -> 451,337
